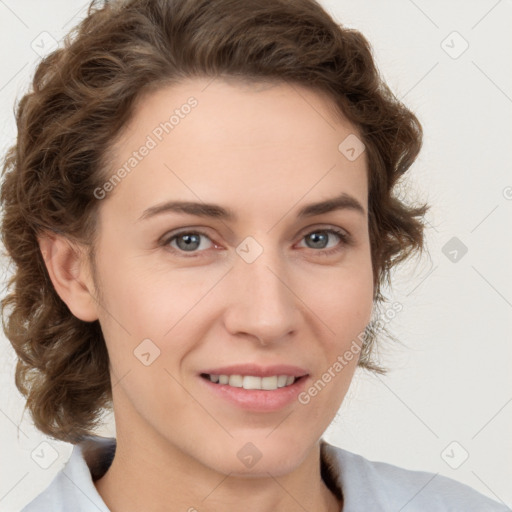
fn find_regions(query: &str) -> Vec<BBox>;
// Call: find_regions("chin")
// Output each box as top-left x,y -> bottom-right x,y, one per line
203,435 -> 312,478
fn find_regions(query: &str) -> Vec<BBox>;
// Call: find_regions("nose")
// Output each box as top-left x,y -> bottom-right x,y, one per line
222,245 -> 300,346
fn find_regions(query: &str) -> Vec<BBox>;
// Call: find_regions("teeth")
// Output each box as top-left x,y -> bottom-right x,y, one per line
243,376 -> 263,389
277,375 -> 288,387
229,375 -> 243,387
206,374 -> 298,390
261,376 -> 278,390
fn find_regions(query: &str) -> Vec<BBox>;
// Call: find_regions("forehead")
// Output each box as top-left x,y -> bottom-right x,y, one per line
101,77 -> 368,223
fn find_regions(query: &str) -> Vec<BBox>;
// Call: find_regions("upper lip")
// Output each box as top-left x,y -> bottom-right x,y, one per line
200,364 -> 309,378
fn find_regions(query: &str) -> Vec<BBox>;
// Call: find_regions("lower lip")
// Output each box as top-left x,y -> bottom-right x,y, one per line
199,375 -> 309,412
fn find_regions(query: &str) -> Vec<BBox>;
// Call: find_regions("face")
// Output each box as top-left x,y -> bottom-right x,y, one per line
88,77 -> 373,476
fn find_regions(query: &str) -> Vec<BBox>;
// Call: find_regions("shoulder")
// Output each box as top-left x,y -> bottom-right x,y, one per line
21,436 -> 114,512
321,441 -> 509,511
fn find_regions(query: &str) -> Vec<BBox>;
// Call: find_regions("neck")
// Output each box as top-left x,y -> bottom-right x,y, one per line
93,431 -> 341,512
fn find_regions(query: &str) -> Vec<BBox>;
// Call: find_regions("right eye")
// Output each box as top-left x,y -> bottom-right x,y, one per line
160,230 -> 217,256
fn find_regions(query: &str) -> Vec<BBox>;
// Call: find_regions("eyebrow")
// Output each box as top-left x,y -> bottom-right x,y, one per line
137,192 -> 366,223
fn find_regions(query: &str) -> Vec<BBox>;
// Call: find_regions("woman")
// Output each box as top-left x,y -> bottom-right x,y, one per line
0,0 -> 506,510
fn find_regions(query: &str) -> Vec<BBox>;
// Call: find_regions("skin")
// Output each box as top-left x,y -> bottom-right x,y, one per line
39,77 -> 374,512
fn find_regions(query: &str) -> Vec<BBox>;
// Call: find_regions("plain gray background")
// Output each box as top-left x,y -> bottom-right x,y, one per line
0,1 -> 511,511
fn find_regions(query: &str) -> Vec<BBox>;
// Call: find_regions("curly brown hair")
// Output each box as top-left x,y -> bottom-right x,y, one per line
0,0 -> 429,443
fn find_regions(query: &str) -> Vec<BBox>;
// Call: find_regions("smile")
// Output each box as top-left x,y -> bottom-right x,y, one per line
201,373 -> 298,390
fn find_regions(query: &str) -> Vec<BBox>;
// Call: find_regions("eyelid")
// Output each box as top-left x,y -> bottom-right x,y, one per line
161,223 -> 352,241
296,225 -> 354,256
158,227 -> 218,254
296,222 -> 350,239
160,224 -> 353,256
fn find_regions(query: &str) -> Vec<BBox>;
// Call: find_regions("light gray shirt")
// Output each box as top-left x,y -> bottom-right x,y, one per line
21,435 -> 509,511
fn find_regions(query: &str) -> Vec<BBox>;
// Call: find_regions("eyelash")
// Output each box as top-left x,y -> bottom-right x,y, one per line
159,226 -> 353,258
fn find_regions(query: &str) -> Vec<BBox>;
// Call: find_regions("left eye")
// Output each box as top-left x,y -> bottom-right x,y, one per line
162,228 -> 351,256
297,228 -> 349,254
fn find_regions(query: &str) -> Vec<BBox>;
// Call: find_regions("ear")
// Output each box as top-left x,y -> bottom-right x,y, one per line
38,232 -> 99,322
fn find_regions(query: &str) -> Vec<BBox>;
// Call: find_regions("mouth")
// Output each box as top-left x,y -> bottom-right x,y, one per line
197,364 -> 310,411
200,373 -> 305,390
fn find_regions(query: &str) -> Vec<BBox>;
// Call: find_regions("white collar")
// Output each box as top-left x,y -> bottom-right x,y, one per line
22,435 -> 507,511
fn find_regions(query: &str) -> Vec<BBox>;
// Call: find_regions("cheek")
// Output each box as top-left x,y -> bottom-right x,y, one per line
96,258 -> 223,376
97,252 -> 193,331
336,275 -> 374,331
301,259 -> 374,341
